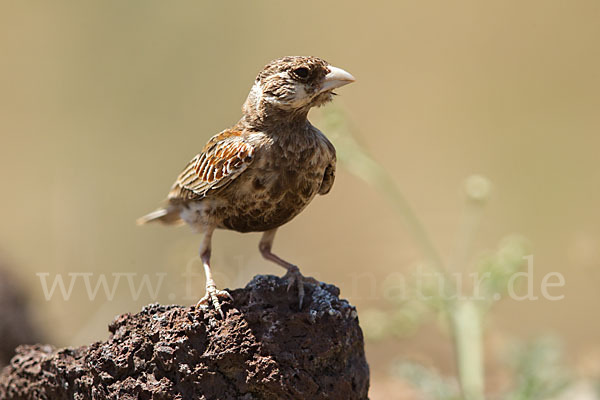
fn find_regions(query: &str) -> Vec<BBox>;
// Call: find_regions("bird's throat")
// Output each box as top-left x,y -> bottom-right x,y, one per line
240,99 -> 310,132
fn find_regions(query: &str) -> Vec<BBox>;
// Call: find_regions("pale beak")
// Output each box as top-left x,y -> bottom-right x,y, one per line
319,65 -> 356,93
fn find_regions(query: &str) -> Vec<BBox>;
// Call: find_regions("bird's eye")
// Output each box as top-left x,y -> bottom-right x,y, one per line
292,67 -> 310,80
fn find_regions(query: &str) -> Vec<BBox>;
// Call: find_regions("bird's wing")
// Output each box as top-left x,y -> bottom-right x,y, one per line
318,159 -> 336,195
317,132 -> 337,195
168,129 -> 255,201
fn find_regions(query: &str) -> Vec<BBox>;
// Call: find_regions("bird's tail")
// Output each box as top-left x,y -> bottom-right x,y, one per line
136,207 -> 183,226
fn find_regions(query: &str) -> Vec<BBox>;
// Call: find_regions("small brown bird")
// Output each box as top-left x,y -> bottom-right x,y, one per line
138,56 -> 355,317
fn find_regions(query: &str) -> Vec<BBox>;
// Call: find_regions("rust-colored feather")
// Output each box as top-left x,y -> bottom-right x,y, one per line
168,129 -> 255,201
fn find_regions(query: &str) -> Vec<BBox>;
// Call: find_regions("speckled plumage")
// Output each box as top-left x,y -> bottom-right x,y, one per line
169,125 -> 335,233
139,56 -> 354,316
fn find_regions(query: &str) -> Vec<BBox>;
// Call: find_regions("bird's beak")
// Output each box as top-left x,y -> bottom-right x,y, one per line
319,65 -> 356,93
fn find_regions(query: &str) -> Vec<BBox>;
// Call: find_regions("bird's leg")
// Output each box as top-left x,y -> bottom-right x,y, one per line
259,228 -> 318,309
196,227 -> 232,318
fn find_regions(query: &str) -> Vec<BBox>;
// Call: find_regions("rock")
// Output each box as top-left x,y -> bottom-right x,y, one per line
0,275 -> 370,399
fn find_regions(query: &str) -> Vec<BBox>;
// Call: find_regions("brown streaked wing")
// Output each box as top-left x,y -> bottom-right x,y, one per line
318,159 -> 336,195
168,130 -> 255,201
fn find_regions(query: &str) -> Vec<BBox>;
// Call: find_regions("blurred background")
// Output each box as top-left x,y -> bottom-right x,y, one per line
1,1 -> 599,398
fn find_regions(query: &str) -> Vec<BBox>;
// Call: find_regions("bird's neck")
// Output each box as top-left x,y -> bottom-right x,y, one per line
239,98 -> 310,134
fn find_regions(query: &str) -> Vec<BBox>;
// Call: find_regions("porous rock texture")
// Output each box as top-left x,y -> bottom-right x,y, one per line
0,275 -> 369,399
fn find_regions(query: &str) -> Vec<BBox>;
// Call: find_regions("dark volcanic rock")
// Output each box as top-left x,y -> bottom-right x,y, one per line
0,275 -> 369,399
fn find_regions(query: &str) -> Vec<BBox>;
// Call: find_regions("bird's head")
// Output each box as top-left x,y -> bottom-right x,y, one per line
242,56 -> 355,126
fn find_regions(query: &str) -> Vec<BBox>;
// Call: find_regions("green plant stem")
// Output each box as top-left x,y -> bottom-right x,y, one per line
451,300 -> 485,400
369,164 -> 446,275
322,107 -> 486,399
449,199 -> 484,274
335,136 -> 451,288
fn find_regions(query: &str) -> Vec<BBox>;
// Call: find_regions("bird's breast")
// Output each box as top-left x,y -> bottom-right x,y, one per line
217,140 -> 330,232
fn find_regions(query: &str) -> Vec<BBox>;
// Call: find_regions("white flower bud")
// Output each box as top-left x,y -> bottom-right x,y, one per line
464,175 -> 492,202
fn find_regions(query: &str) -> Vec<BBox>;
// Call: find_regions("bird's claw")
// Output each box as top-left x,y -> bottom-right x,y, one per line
197,285 -> 232,318
283,266 -> 318,310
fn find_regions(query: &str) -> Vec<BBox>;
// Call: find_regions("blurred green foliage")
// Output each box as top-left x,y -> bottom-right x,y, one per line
322,106 -> 576,399
503,337 -> 570,400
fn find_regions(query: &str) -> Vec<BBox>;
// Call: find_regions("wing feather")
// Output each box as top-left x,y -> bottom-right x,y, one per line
168,130 -> 255,201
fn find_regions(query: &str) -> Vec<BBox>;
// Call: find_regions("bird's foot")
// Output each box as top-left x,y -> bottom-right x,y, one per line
283,266 -> 318,310
196,284 -> 233,318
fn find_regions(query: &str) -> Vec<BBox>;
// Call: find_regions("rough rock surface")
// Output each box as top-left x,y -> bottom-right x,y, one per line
0,275 -> 369,399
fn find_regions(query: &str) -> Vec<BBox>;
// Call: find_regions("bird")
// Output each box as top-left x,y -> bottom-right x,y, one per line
138,56 -> 355,317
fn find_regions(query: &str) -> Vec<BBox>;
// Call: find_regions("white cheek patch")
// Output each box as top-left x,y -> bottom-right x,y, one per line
293,83 -> 308,103
249,83 -> 263,113
286,81 -> 312,109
